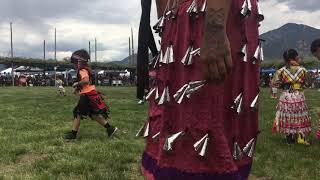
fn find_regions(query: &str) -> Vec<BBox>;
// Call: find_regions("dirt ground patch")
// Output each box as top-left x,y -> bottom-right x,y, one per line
250,175 -> 272,180
0,153 -> 47,174
15,153 -> 47,166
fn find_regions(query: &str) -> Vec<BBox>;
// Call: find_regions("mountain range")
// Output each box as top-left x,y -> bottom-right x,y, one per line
113,23 -> 320,64
260,23 -> 320,59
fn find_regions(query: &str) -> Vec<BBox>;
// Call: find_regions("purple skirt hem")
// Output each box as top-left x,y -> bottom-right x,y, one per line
142,152 -> 251,180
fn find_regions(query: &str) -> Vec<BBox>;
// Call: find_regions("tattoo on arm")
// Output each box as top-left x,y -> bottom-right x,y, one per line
204,8 -> 230,58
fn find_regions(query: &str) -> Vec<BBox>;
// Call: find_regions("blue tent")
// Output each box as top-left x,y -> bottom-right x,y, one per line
261,68 -> 276,74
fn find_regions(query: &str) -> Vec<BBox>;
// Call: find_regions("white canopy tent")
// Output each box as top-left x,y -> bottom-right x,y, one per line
1,68 -> 12,74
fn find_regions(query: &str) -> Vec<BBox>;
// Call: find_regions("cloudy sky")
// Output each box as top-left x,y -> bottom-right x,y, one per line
0,0 -> 319,62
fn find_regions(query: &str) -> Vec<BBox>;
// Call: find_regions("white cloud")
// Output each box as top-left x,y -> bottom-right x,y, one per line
0,0 -> 319,61
260,0 -> 320,33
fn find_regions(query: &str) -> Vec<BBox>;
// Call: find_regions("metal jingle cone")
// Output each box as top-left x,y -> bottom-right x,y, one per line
163,131 -> 184,151
174,84 -> 189,104
252,45 -> 260,64
233,141 -> 243,160
186,81 -> 206,98
240,0 -> 249,17
149,55 -> 156,66
152,132 -> 161,139
153,58 -> 159,69
159,16 -> 165,28
158,88 -> 166,105
186,0 -> 194,13
153,16 -> 164,33
170,9 -> 177,19
236,96 -> 243,114
159,50 -> 164,64
187,0 -> 197,14
231,93 -> 243,110
150,54 -> 160,68
257,1 -> 264,22
178,85 -> 189,104
193,134 -> 209,151
188,83 -> 205,92
168,45 -> 175,64
155,87 -> 160,101
192,4 -> 198,14
239,44 -> 248,62
190,48 -> 201,56
173,84 -> 188,99
136,124 -> 145,137
199,137 -> 209,157
247,0 -> 252,14
177,91 -> 186,104
186,84 -> 205,98
165,10 -> 173,19
158,86 -> 170,105
243,138 -> 255,157
181,46 -> 191,65
143,122 -> 150,138
239,44 -> 247,56
260,46 -> 264,61
189,80 -> 206,88
165,86 -> 171,103
163,138 -> 170,151
162,46 -> 170,64
187,52 -> 194,65
247,141 -> 256,157
200,0 -> 207,12
250,93 -> 259,109
146,87 -> 156,100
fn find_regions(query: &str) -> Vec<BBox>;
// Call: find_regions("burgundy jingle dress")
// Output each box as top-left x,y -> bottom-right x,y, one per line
138,0 -> 264,179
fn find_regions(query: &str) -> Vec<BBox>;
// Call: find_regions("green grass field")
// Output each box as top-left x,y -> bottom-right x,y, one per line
0,87 -> 319,180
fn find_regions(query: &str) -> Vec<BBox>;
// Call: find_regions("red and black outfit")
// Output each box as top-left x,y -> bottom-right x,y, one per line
73,68 -> 110,119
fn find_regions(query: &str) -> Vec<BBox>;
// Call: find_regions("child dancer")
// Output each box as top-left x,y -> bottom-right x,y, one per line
56,76 -> 66,96
64,49 -> 117,140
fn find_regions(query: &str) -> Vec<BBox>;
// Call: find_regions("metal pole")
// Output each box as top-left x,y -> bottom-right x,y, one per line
10,22 -> 14,86
89,41 -> 91,62
54,28 -> 57,61
43,40 -> 46,61
129,37 -> 131,65
95,38 -> 98,85
54,28 -> 57,86
131,28 -> 134,66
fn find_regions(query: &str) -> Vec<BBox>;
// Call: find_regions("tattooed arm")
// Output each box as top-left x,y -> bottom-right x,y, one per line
201,0 -> 232,82
156,0 -> 168,18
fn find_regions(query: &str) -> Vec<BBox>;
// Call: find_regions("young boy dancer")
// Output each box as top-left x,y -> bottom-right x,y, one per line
64,49 -> 117,140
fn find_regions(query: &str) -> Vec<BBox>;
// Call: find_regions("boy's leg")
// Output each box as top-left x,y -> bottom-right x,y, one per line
72,115 -> 81,132
92,114 -> 118,137
64,103 -> 83,140
64,116 -> 81,140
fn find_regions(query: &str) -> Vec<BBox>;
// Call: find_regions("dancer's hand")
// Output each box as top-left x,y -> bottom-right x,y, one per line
201,3 -> 232,82
73,88 -> 79,94
72,82 -> 79,88
201,33 -> 232,82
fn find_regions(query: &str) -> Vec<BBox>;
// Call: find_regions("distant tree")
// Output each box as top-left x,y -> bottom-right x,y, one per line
63,57 -> 70,62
